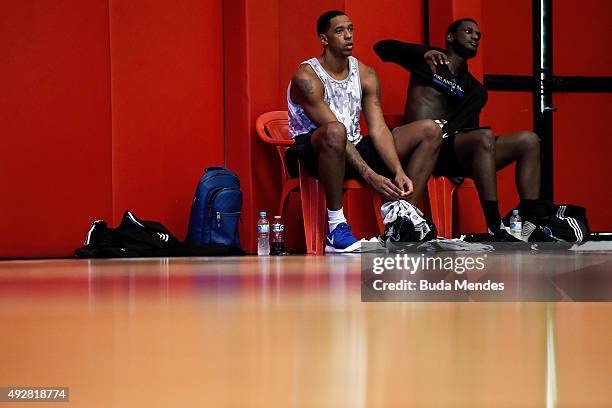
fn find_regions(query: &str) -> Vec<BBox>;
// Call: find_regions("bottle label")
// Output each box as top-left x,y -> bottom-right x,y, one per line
257,225 -> 269,233
510,221 -> 522,231
272,224 -> 284,233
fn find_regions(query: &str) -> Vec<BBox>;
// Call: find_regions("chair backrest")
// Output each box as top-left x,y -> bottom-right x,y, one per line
255,111 -> 294,182
255,111 -> 291,142
256,111 -> 291,142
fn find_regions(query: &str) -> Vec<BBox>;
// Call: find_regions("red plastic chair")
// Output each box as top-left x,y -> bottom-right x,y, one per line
254,111 -> 298,218
256,111 -> 384,254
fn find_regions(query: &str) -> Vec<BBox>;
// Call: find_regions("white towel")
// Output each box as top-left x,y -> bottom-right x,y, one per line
380,200 -> 432,242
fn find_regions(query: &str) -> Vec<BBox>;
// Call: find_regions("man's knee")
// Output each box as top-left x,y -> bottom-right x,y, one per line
421,119 -> 443,149
471,129 -> 495,153
517,131 -> 540,153
398,119 -> 443,151
321,122 -> 347,153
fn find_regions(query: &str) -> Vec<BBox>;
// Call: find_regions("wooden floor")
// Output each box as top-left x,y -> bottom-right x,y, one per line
1,254 -> 611,408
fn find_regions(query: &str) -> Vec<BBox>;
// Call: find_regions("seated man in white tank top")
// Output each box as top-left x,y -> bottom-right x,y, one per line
288,10 -> 443,253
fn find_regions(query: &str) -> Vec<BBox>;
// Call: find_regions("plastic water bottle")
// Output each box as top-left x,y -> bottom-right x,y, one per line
257,212 -> 270,256
271,216 -> 285,255
510,209 -> 522,240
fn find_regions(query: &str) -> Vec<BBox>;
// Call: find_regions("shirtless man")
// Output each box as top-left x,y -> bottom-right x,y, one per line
375,18 -> 541,240
288,10 -> 442,252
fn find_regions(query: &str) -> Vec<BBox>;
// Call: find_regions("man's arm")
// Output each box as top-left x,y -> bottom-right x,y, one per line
442,74 -> 488,134
374,40 -> 448,74
359,63 -> 412,196
290,66 -> 337,125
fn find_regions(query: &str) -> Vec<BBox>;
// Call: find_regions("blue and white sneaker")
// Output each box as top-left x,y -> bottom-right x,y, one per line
325,223 -> 361,253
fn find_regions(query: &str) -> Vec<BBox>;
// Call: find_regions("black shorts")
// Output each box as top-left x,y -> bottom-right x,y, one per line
433,130 -> 500,179
433,133 -> 468,178
285,131 -> 394,181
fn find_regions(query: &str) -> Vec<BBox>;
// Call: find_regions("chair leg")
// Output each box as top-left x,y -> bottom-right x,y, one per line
370,192 -> 384,235
437,177 -> 455,238
427,177 -> 441,237
299,166 -> 325,255
278,182 -> 298,219
314,184 -> 327,254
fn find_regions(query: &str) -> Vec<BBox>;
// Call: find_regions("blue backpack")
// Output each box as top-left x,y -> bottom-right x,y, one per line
186,167 -> 242,249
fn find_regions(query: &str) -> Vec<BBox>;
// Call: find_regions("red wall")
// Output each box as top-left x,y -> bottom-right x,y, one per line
1,1 -> 112,258
1,0 -> 223,258
109,0 -> 224,232
552,1 -> 612,230
482,0 -> 532,76
553,93 -> 612,230
554,0 -> 612,77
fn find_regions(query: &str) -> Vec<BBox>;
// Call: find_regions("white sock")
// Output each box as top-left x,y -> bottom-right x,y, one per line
328,208 -> 346,233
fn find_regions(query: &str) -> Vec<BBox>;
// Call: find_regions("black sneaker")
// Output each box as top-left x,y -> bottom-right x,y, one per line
489,228 -> 523,242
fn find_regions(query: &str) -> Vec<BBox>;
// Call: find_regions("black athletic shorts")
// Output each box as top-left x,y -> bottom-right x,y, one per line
285,130 -> 394,181
433,129 -> 499,179
433,133 -> 468,178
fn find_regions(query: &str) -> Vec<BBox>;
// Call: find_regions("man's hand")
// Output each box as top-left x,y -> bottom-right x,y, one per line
365,172 -> 405,201
424,50 -> 449,73
394,171 -> 413,197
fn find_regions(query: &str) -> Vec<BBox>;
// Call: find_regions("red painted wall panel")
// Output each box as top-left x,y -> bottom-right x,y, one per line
554,0 -> 612,76
109,0 -> 224,238
482,0 -> 531,75
1,0 -> 224,258
553,93 -> 612,231
224,0 -> 254,251
247,0 -> 284,251
0,1 -> 112,258
346,0 -> 423,114
428,0 -> 454,49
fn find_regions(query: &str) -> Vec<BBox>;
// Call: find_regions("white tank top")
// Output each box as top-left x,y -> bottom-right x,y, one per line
287,56 -> 362,145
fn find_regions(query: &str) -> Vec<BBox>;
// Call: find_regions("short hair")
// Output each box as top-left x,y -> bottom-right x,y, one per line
446,18 -> 479,37
317,10 -> 347,35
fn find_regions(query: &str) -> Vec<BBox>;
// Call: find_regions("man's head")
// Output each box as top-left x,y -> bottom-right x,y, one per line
445,18 -> 481,59
317,10 -> 353,56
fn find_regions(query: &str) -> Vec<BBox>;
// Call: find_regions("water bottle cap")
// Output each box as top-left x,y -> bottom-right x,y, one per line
260,211 -> 267,217
512,209 -> 519,214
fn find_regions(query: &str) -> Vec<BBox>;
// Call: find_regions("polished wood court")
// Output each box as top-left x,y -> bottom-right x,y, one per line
1,254 -> 611,407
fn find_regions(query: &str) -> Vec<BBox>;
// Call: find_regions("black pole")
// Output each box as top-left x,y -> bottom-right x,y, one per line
533,0 -> 554,201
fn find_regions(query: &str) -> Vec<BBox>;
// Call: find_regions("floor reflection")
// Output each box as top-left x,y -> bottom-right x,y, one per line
0,255 -> 610,407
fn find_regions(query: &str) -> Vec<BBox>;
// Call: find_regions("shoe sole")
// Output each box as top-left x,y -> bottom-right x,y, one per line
324,241 -> 362,253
